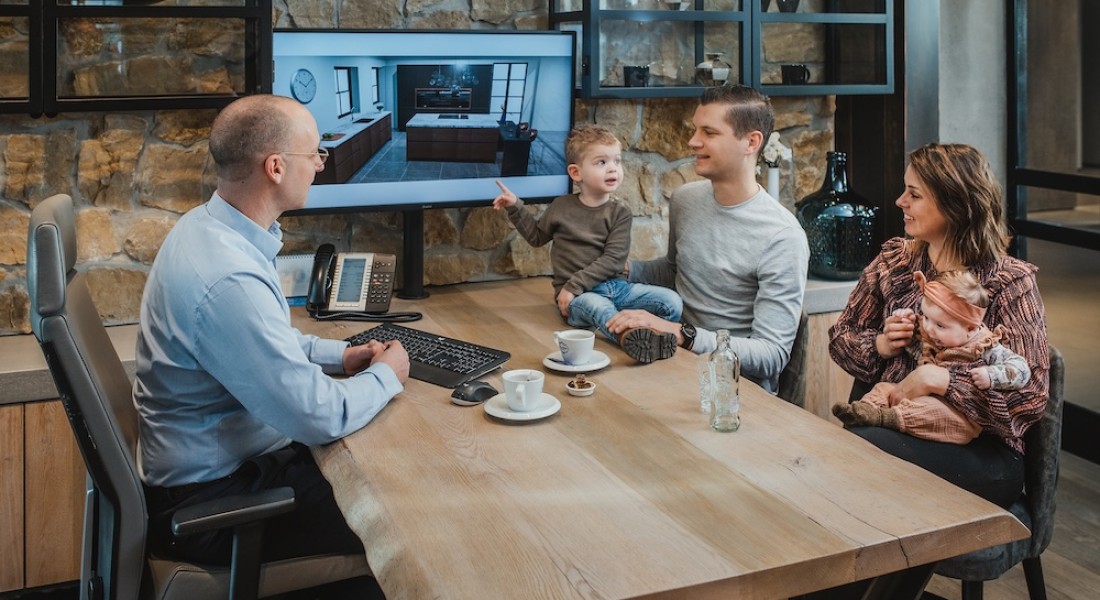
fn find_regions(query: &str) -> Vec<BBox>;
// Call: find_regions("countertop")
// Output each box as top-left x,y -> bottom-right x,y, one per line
405,113 -> 502,129
320,111 -> 391,149
1,276 -> 856,405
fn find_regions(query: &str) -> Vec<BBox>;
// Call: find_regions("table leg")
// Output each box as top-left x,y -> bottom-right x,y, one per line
861,564 -> 934,600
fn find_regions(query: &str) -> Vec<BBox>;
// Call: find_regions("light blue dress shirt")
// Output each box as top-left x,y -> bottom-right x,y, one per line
134,193 -> 402,487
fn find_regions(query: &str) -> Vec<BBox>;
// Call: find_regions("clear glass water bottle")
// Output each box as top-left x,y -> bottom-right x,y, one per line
709,329 -> 741,432
696,353 -> 714,414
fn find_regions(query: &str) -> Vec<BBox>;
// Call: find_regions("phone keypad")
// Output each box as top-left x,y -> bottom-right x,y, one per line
369,272 -> 393,305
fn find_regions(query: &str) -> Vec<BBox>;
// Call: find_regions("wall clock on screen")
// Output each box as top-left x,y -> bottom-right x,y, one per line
290,68 -> 317,104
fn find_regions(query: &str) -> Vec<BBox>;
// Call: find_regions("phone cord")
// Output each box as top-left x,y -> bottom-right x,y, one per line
309,310 -> 422,323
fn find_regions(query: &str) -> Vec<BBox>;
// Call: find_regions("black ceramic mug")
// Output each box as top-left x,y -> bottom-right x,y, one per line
781,64 -> 810,85
623,66 -> 650,87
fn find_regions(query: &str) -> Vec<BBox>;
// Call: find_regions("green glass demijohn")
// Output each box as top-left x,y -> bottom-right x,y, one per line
796,151 -> 880,280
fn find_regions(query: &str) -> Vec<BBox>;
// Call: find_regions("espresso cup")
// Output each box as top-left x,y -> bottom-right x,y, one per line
555,329 -> 595,366
503,369 -> 545,412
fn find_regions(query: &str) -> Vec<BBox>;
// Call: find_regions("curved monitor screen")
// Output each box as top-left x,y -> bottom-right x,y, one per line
270,29 -> 576,213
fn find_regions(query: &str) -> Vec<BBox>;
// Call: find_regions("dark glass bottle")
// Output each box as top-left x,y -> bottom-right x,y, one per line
796,151 -> 880,280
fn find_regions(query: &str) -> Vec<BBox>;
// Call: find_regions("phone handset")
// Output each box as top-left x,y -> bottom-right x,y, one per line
305,244 -> 421,322
306,243 -> 337,315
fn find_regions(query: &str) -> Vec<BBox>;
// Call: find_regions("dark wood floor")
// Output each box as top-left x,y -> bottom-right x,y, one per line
924,451 -> 1100,599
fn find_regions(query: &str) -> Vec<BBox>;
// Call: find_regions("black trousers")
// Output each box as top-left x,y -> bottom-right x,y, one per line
848,426 -> 1025,508
145,442 -> 364,566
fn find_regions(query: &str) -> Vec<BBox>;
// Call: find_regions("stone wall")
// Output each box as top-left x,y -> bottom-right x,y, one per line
0,0 -> 834,336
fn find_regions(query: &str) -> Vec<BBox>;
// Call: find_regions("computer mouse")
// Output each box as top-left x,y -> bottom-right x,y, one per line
451,380 -> 498,406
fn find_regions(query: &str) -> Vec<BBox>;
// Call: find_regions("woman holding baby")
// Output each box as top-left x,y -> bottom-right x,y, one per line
828,143 -> 1049,509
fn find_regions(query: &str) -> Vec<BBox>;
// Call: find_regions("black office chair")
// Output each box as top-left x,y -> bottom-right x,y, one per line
27,194 -> 370,600
777,311 -> 809,407
930,345 -> 1065,600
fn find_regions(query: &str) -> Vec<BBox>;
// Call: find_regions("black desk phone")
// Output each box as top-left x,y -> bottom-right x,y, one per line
306,244 -> 420,322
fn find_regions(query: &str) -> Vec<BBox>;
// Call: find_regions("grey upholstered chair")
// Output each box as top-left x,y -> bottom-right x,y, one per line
932,345 -> 1065,600
777,311 -> 809,407
27,194 -> 370,600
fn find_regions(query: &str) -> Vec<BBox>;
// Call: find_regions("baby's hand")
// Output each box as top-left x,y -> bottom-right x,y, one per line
492,179 -> 518,210
970,367 -> 992,390
891,308 -> 916,324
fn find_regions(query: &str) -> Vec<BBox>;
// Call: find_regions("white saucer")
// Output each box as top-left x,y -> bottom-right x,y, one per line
542,350 -> 611,373
483,393 -> 561,422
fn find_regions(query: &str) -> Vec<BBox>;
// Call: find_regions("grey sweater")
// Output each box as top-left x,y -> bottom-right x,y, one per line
630,181 -> 809,391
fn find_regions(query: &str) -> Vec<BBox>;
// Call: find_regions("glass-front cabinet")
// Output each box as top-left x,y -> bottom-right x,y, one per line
550,0 -> 893,98
1,0 -> 269,116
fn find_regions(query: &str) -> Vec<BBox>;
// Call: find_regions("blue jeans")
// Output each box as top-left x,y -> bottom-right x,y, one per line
566,278 -> 682,344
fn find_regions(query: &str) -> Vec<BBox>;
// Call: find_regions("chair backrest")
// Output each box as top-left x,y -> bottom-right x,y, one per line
28,194 -> 148,600
777,311 -> 809,407
1022,344 -> 1064,556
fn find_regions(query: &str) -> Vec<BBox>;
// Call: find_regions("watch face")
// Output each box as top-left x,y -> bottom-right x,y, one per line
290,68 -> 317,104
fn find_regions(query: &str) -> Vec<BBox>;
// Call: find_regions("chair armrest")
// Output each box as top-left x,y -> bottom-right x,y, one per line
171,486 -> 296,537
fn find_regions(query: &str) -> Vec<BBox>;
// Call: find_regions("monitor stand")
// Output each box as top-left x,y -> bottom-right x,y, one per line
397,209 -> 429,299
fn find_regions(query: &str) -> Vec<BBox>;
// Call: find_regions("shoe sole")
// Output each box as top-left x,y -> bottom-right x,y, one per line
621,328 -> 677,364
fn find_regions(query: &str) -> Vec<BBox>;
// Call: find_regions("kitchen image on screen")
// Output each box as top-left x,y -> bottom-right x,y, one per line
271,30 -> 576,213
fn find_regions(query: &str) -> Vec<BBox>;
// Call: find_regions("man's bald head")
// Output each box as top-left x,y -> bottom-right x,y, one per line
209,95 -> 307,183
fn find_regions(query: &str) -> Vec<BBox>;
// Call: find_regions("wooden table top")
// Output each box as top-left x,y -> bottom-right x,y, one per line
295,277 -> 1028,600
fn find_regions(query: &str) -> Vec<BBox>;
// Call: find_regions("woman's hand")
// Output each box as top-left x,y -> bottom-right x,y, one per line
887,364 -> 950,403
875,308 -> 916,358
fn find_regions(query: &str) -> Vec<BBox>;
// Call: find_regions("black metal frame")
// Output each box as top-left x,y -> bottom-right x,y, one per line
549,1 -> 751,99
1007,0 -> 1100,463
549,0 -> 893,99
1006,0 -> 1100,256
1,1 -> 270,117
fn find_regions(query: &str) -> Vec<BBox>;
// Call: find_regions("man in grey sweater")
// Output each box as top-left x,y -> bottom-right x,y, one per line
608,85 -> 809,392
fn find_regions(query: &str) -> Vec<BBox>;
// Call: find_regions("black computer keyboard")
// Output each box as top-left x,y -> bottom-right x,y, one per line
345,323 -> 511,388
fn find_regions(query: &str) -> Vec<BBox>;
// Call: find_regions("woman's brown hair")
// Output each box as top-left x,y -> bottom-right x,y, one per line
907,143 -> 1011,266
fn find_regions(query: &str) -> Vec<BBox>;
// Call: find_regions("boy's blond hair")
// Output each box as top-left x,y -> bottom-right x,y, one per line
565,124 -> 620,166
936,270 -> 991,309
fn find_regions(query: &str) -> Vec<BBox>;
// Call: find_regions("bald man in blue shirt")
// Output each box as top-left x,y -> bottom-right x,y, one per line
136,94 -> 409,569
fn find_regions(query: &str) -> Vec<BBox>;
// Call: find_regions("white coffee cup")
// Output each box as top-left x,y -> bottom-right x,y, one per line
555,329 -> 595,366
503,369 -> 546,412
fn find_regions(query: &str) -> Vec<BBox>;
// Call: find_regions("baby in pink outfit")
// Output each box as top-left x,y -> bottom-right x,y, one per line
832,270 -> 1031,444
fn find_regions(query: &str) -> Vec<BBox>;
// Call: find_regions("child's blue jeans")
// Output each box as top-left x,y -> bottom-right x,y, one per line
566,278 -> 682,344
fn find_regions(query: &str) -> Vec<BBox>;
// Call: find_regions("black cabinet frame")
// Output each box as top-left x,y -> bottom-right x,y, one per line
1,1 -> 270,117
549,0 -> 893,98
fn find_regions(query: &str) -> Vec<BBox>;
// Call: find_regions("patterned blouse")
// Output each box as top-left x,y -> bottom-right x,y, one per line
829,238 -> 1049,454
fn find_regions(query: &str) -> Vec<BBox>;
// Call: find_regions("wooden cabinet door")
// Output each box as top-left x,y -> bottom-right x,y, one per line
24,400 -> 84,588
0,404 -> 25,592
804,312 -> 854,424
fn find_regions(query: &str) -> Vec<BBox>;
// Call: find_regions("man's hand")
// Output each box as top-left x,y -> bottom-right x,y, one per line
343,339 -> 410,383
556,289 -> 575,318
606,309 -> 679,340
492,180 -> 518,210
887,364 -> 949,404
875,308 -> 916,358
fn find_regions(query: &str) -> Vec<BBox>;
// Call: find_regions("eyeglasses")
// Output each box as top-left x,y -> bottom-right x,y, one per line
280,147 -> 329,165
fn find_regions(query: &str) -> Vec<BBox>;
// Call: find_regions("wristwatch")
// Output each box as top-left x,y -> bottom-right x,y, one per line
679,321 -> 697,351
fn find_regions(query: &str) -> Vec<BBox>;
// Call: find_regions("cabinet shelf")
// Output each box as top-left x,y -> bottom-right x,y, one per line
550,0 -> 893,98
